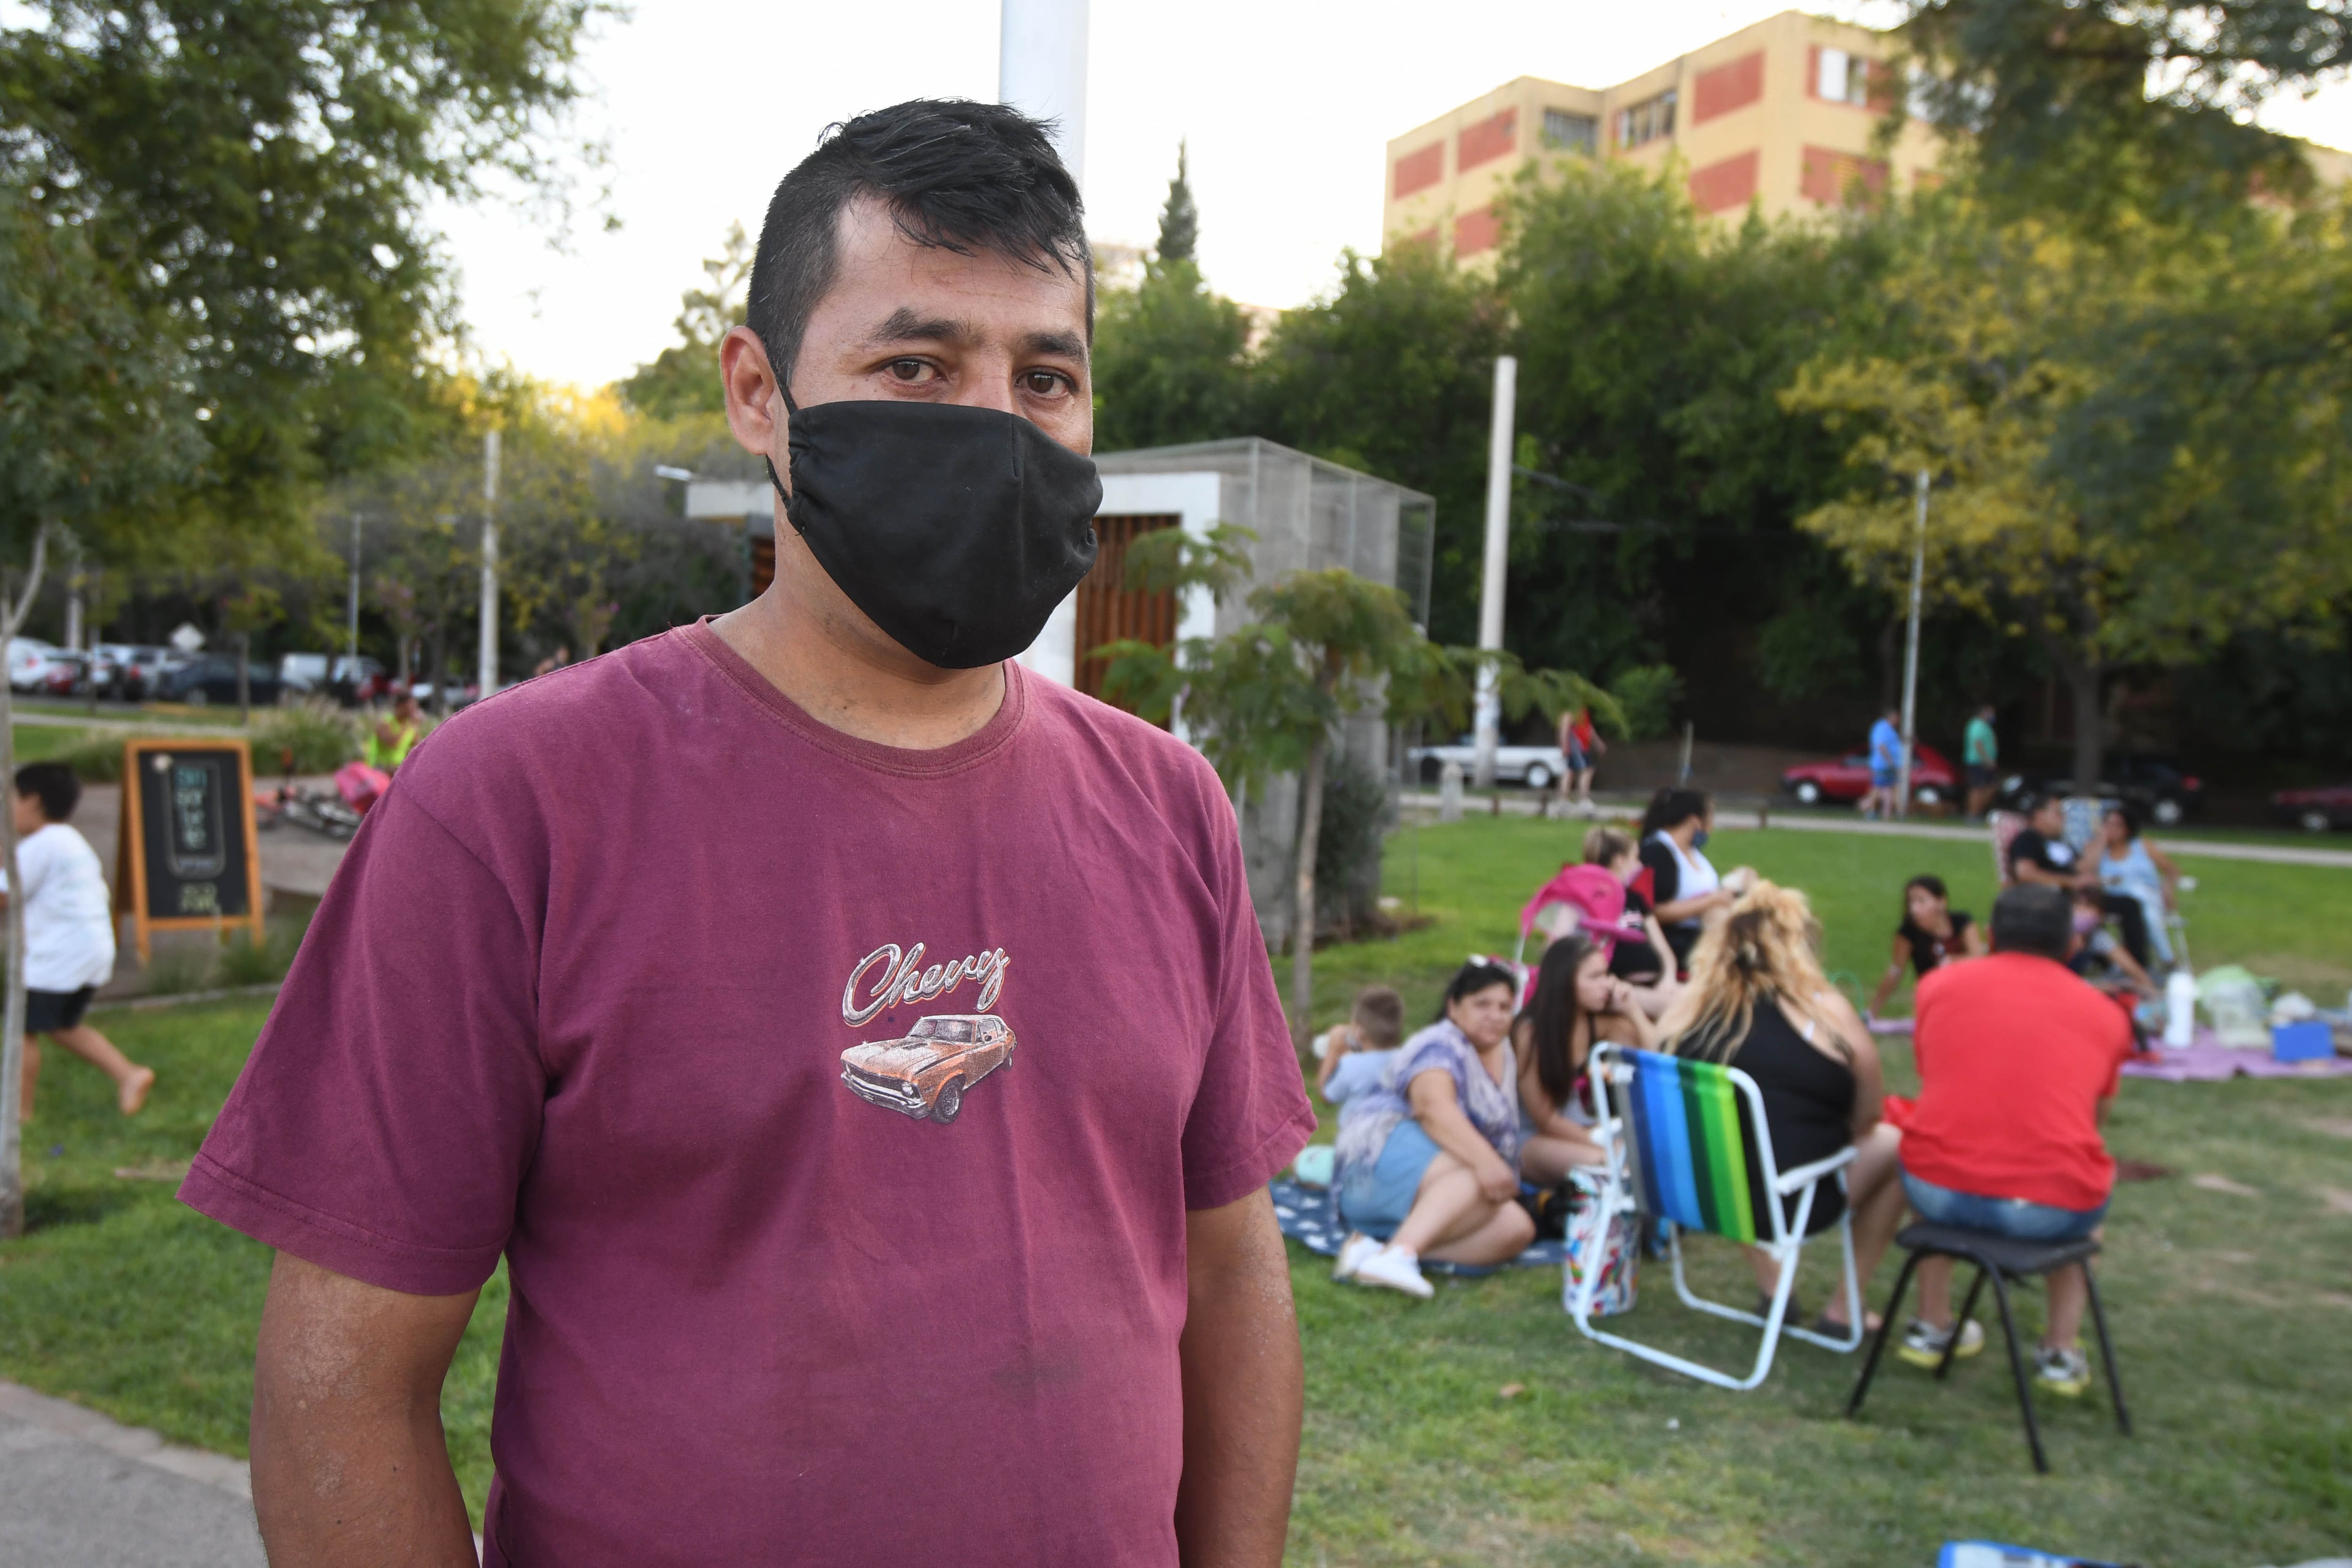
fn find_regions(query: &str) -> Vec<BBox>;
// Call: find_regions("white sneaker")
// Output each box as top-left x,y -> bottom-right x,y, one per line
1352,1245 -> 1434,1299
1332,1232 -> 1380,1282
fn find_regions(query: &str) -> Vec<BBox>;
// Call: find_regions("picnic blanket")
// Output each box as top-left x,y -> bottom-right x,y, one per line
1269,1177 -> 1572,1276
2122,1029 -> 2352,1082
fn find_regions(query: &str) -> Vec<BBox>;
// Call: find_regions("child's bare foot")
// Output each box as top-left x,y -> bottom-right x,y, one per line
119,1067 -> 155,1116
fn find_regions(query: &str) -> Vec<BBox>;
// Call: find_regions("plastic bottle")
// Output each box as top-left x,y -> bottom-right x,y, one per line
2163,969 -> 2198,1049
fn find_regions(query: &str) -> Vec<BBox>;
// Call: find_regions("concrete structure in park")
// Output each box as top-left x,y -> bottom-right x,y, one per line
1063,441 -> 1433,947
690,442 -> 1434,948
1383,10 -> 1939,257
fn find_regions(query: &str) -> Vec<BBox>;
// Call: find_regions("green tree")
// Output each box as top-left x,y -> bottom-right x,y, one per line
0,0 -> 608,541
619,222 -> 755,420
1783,191 -> 2352,788
1252,245 -> 1506,644
1896,0 -> 2345,219
1156,140 -> 1199,263
1090,256 -> 1250,452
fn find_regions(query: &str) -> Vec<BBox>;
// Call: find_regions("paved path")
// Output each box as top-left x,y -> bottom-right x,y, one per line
0,1381 -> 262,1568
1401,792 -> 2352,869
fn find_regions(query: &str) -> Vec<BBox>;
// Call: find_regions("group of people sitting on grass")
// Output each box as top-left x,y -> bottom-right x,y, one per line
1314,786 -> 2134,1398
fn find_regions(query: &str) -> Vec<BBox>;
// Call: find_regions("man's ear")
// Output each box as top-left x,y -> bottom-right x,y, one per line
721,326 -> 785,461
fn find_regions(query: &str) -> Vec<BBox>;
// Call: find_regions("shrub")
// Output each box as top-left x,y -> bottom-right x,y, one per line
1609,663 -> 1685,741
250,699 -> 359,776
56,732 -> 126,784
1313,749 -> 1393,938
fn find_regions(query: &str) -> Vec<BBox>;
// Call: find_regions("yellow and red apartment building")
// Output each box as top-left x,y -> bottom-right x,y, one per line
1384,9 -> 1940,261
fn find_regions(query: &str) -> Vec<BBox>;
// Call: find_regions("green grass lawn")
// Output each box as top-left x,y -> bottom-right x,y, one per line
3,821 -> 2349,1563
9,723 -> 92,764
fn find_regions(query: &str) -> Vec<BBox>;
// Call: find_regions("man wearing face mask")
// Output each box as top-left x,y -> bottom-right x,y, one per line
179,101 -> 1316,1568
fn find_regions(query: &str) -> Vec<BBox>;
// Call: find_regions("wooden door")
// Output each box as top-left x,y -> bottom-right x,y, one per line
1074,514 -> 1179,710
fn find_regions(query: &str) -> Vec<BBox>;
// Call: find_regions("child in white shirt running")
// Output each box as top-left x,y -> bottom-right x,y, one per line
6,762 -> 152,1120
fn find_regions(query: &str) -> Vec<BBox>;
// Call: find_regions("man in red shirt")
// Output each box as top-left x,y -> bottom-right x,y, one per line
1895,884 -> 2134,1396
181,102 -> 1315,1567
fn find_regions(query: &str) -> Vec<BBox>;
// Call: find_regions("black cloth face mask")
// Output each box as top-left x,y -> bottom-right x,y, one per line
765,389 -> 1102,669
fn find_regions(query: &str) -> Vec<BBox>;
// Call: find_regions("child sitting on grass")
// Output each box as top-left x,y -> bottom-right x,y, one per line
7,762 -> 152,1122
1314,985 -> 1405,1105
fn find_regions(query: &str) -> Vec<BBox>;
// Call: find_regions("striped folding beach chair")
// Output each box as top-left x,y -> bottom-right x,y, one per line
1567,1044 -> 1864,1389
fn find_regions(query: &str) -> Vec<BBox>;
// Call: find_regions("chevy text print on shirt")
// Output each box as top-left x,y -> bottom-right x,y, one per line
841,940 -> 1010,1025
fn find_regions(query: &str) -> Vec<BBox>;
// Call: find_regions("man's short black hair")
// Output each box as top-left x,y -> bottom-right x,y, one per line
747,99 -> 1091,393
14,762 -> 79,823
1992,884 -> 2072,959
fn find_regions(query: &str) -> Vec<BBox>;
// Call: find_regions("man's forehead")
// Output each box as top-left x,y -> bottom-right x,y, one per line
825,199 -> 1087,342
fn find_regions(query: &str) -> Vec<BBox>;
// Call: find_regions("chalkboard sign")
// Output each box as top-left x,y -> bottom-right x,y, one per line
114,738 -> 264,963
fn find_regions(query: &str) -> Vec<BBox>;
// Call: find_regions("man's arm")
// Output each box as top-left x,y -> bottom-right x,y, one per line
251,1252 -> 481,1568
1175,1187 -> 1302,1568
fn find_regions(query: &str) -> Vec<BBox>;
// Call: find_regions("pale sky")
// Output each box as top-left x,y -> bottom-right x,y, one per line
435,0 -> 2352,391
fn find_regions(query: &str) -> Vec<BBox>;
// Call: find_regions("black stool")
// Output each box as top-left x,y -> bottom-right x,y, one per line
1848,1223 -> 2130,1472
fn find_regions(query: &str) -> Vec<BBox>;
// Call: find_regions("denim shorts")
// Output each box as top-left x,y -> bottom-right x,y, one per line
1902,1170 -> 2106,1242
1871,768 -> 1898,788
1338,1120 -> 1443,1239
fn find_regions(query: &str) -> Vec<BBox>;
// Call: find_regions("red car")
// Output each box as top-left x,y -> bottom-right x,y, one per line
2273,784 -> 2352,834
1782,743 -> 1958,807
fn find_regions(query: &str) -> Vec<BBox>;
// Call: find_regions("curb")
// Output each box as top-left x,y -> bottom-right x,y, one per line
93,983 -> 283,1015
0,1377 -> 251,1500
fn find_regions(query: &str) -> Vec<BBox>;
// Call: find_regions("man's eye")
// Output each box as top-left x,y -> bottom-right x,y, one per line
887,359 -> 933,382
1023,371 -> 1068,397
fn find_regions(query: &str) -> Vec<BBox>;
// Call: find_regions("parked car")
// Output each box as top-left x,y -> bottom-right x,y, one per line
38,649 -> 92,696
1408,736 -> 1571,791
279,652 -> 332,693
1782,743 -> 1959,807
2273,783 -> 2352,834
839,1013 -> 1016,1124
327,655 -> 391,705
1993,755 -> 2204,826
107,645 -> 176,702
7,637 -> 59,693
151,656 -> 283,707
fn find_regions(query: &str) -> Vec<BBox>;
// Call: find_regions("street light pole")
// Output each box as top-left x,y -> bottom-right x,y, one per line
346,511 -> 362,676
1896,468 -> 1928,819
1473,354 -> 1517,790
477,430 -> 501,700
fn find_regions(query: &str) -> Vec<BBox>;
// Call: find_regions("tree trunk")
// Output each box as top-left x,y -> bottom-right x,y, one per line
1,522 -> 56,1238
2050,643 -> 2103,795
1289,729 -> 1329,1062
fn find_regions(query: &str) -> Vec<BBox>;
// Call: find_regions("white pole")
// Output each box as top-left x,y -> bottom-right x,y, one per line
478,430 -> 501,700
347,512 -> 362,673
1896,468 -> 1927,819
999,0 -> 1089,189
1473,355 -> 1517,790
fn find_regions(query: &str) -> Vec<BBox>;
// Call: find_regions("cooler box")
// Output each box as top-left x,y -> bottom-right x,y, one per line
2272,1020 -> 2334,1063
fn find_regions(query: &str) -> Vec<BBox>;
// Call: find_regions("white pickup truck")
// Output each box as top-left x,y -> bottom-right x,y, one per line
1406,736 -> 1572,791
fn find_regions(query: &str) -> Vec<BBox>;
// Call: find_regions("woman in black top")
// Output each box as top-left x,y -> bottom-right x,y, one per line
1659,880 -> 1907,1333
1866,874 -> 1988,1019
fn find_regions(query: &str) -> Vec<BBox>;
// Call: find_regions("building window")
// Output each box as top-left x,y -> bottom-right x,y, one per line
1688,150 -> 1759,214
1542,109 -> 1597,155
1692,50 -> 1764,126
1454,206 -> 1501,257
1800,145 -> 1889,205
1393,141 -> 1445,199
1457,109 -> 1518,172
1815,47 -> 1874,106
1615,90 -> 1676,150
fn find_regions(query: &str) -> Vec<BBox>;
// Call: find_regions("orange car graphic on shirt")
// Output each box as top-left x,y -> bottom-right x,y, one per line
839,1013 -> 1016,1124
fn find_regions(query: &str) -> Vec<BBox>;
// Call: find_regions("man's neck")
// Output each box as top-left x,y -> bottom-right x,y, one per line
707,557 -> 1006,751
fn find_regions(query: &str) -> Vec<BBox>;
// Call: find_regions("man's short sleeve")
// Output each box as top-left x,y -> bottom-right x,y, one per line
1178,790 -> 1315,1211
178,786 -> 546,1296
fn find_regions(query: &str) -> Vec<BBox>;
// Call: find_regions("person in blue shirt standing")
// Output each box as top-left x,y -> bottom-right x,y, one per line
1962,702 -> 2000,819
1863,707 -> 1905,820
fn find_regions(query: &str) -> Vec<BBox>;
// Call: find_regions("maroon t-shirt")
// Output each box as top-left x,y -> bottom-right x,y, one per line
181,624 -> 1314,1567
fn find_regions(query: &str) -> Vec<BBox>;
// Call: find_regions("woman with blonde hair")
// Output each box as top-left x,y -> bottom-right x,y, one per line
1656,880 -> 1907,1335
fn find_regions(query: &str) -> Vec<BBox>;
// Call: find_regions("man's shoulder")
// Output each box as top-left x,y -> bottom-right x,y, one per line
1022,672 -> 1229,807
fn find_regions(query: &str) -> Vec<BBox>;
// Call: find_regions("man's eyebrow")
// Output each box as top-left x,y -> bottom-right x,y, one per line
866,308 -> 976,346
1022,330 -> 1088,360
